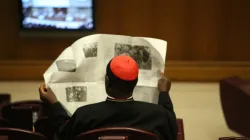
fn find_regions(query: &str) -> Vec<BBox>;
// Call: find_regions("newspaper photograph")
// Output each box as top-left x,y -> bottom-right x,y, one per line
44,46 -> 75,85
44,34 -> 167,114
56,59 -> 77,72
114,44 -> 152,70
49,82 -> 106,115
65,86 -> 87,102
71,34 -> 104,82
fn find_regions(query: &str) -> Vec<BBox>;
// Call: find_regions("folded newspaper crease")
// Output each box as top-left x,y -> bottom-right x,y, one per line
44,34 -> 167,115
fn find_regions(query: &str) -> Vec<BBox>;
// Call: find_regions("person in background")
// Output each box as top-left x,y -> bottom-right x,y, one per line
39,55 -> 178,140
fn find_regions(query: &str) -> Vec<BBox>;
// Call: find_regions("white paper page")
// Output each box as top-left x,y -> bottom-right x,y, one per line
99,34 -> 132,73
131,37 -> 167,87
44,47 -> 76,85
49,72 -> 83,83
140,37 -> 167,67
71,34 -> 100,65
71,34 -> 104,82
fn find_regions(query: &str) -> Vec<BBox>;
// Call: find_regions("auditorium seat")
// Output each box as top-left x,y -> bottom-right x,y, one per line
0,118 -> 9,128
1,106 -> 33,130
219,137 -> 250,140
177,119 -> 185,140
0,94 -> 10,117
75,127 -> 159,140
220,77 -> 250,138
0,127 -> 47,140
0,94 -> 10,104
1,100 -> 50,123
34,117 -> 54,140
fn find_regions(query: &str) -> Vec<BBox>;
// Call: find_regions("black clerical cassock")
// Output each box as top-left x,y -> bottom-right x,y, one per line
50,93 -> 177,140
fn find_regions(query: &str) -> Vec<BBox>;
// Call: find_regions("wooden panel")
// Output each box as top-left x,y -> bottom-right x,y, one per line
166,61 -> 250,81
222,0 -> 250,61
187,0 -> 222,60
0,0 -> 249,61
0,0 -> 250,81
152,0 -> 190,60
0,61 -> 249,81
0,61 -> 49,80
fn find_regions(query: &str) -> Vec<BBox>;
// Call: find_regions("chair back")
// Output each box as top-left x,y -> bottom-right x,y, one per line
2,106 -> 33,130
75,127 -> 159,140
0,94 -> 10,117
10,100 -> 49,118
0,94 -> 10,105
1,100 -> 49,124
177,119 -> 185,140
0,118 -> 9,128
219,137 -> 250,140
0,127 -> 47,140
220,77 -> 250,138
34,117 -> 54,140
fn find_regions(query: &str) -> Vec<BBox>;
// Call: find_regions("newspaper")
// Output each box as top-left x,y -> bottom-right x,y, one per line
44,34 -> 167,115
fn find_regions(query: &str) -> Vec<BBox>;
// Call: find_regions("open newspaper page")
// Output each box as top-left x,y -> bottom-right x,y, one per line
99,34 -> 132,72
114,37 -> 167,103
71,34 -> 104,82
43,34 -> 167,115
131,37 -> 166,87
44,46 -> 76,85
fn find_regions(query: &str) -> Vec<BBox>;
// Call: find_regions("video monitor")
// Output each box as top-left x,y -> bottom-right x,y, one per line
20,0 -> 95,31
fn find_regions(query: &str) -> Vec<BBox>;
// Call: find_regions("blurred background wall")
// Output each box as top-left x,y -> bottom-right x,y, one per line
0,0 -> 250,81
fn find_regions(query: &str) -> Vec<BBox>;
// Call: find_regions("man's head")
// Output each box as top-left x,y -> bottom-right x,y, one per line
105,55 -> 139,99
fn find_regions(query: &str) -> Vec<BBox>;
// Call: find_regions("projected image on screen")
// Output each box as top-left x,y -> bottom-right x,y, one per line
21,0 -> 94,30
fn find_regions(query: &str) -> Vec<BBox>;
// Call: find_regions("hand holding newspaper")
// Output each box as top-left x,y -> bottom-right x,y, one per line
44,34 -> 167,115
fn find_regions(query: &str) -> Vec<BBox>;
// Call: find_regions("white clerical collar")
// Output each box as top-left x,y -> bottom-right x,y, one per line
106,95 -> 134,102
107,95 -> 133,100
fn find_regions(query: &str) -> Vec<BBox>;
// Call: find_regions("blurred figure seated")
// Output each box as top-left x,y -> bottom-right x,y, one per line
39,55 -> 178,140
